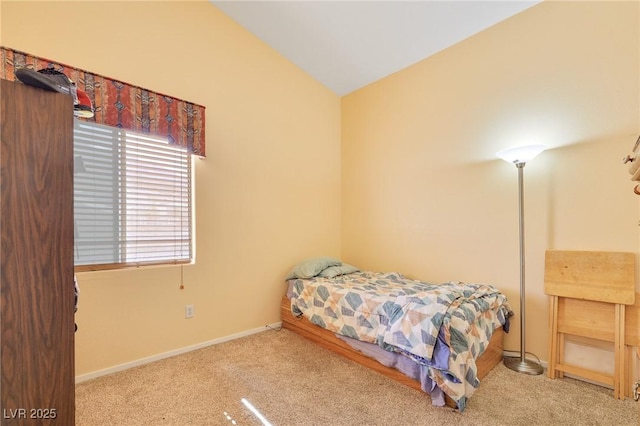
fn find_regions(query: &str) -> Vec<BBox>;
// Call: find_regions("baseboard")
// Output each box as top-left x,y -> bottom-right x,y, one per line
562,373 -> 614,390
501,351 -> 614,390
75,322 -> 282,384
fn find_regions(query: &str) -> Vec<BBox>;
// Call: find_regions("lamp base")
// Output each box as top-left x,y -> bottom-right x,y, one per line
503,356 -> 544,375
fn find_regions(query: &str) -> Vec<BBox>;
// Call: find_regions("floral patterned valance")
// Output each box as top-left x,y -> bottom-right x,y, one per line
1,46 -> 206,156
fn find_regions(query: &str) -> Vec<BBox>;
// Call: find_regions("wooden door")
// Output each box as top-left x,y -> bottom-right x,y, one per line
0,79 -> 75,425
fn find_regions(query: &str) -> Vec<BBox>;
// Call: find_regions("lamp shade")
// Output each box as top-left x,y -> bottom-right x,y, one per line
496,144 -> 547,165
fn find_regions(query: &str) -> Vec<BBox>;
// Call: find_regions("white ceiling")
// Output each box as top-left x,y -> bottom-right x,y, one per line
211,1 -> 541,96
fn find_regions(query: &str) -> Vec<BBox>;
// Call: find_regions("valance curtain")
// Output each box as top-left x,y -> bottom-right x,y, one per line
0,46 -> 206,156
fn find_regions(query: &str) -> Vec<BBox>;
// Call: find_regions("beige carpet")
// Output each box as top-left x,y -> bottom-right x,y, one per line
76,328 -> 638,426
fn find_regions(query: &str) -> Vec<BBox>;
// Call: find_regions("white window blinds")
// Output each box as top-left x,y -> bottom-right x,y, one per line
73,119 -> 192,270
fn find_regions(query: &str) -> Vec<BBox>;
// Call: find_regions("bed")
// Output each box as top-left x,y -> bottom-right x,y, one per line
280,257 -> 512,412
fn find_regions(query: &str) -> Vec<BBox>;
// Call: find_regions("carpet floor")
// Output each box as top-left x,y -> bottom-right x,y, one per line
76,328 -> 638,425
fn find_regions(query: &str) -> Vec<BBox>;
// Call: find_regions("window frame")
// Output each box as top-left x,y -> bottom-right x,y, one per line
73,119 -> 194,272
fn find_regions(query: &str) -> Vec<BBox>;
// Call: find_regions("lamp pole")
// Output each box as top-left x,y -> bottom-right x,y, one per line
517,162 -> 527,365
496,144 -> 546,375
502,162 -> 543,375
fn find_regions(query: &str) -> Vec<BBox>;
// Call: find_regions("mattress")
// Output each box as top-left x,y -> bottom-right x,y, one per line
287,271 -> 512,411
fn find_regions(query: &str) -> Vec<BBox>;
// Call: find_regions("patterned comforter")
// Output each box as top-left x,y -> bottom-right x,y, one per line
289,271 -> 512,411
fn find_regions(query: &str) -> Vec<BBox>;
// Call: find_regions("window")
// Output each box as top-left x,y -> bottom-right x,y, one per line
73,119 -> 193,270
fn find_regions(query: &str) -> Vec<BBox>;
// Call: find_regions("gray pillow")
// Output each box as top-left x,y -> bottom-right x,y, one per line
318,264 -> 360,278
285,257 -> 341,280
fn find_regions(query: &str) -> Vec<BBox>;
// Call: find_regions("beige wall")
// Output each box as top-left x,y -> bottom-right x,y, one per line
1,0 -> 342,376
2,0 -> 639,379
342,0 -> 639,368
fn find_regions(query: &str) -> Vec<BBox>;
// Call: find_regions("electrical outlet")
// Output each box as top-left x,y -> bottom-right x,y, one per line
185,304 -> 195,319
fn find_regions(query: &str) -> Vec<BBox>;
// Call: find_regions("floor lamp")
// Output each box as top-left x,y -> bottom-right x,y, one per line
496,144 -> 546,375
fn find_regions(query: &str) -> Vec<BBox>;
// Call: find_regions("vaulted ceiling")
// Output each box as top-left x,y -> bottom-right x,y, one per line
211,1 -> 541,95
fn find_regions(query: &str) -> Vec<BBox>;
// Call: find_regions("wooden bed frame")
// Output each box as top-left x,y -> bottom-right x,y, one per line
280,295 -> 504,408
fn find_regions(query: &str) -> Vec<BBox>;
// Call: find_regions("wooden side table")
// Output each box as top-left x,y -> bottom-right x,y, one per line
545,250 -> 635,400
